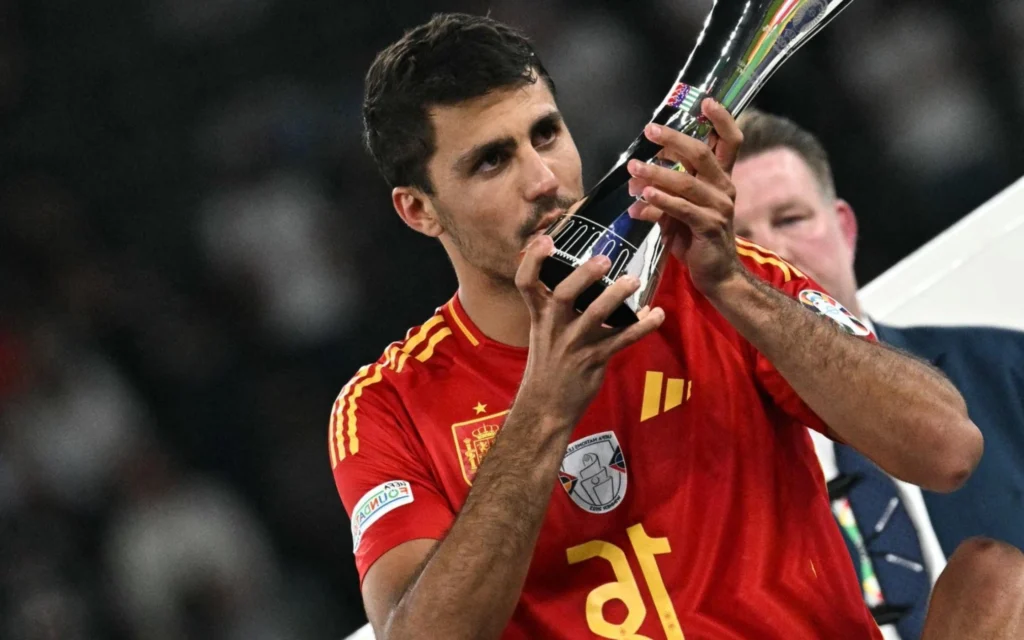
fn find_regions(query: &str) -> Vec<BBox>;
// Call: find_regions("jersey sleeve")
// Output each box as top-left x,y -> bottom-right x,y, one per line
328,368 -> 455,584
735,238 -> 877,436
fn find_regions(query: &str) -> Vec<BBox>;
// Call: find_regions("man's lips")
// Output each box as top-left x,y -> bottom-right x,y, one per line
533,210 -> 568,234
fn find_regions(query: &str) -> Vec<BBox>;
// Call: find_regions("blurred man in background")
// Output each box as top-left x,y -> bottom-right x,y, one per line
732,108 -> 1024,640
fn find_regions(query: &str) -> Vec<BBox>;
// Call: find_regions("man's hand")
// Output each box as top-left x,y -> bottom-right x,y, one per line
363,236 -> 665,640
516,234 -> 665,427
625,98 -> 745,298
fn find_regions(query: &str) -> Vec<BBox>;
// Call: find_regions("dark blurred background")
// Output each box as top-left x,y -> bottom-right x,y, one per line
1,0 -> 1022,638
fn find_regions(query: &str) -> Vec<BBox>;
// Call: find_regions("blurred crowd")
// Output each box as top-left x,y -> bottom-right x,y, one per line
1,0 -> 1022,638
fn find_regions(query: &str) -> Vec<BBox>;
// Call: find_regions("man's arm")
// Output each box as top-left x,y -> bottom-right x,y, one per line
362,240 -> 665,640
707,271 -> 982,492
366,401 -> 573,640
624,99 -> 981,494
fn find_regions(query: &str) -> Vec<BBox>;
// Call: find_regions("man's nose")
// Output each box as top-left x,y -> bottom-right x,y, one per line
522,147 -> 559,201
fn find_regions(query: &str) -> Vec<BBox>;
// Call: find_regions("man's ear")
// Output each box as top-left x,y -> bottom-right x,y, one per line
835,198 -> 858,259
393,187 -> 444,238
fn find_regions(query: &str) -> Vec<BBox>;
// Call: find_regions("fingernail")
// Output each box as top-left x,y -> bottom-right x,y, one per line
645,123 -> 662,141
627,159 -> 645,176
653,308 -> 666,321
642,186 -> 658,201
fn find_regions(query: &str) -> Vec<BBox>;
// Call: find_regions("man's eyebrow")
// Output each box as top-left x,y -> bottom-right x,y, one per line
771,200 -> 811,214
454,136 -> 516,174
531,110 -> 563,134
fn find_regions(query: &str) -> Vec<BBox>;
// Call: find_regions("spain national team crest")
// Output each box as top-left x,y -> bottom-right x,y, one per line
559,431 -> 627,514
798,289 -> 873,337
452,410 -> 509,486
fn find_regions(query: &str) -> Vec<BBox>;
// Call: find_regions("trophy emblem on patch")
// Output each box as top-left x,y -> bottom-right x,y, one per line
559,431 -> 627,514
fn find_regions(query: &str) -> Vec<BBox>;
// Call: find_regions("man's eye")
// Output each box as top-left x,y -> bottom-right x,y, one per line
777,215 -> 807,227
533,123 -> 559,147
476,150 -> 508,174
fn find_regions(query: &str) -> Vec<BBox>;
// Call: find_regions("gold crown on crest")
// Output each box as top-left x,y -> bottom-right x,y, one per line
471,423 -> 500,440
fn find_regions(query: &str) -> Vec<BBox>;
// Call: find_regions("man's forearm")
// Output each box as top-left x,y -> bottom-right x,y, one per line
708,270 -> 982,492
385,400 -> 571,640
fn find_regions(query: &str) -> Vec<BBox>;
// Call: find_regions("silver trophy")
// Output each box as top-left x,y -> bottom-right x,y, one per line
540,0 -> 857,327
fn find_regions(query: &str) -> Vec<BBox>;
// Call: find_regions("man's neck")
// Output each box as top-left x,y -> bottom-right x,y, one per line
457,271 -> 532,348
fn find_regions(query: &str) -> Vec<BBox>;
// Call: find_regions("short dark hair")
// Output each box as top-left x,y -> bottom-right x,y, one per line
362,13 -> 556,193
737,108 -> 837,201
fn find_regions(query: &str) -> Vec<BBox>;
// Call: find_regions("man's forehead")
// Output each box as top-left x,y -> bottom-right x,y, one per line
735,149 -> 821,210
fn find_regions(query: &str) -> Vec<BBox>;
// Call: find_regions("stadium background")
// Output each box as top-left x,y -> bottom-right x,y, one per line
1,0 -> 1023,638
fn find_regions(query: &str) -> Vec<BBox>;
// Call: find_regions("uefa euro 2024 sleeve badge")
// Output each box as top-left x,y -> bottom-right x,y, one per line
559,431 -> 627,514
798,289 -> 873,337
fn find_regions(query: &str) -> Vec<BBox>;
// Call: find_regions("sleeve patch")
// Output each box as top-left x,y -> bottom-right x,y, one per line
798,290 -> 872,337
352,480 -> 414,552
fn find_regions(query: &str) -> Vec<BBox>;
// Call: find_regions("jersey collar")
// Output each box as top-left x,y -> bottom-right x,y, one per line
443,292 -> 528,358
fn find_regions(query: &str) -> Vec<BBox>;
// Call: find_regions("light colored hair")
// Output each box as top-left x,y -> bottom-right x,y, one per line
737,108 -> 837,201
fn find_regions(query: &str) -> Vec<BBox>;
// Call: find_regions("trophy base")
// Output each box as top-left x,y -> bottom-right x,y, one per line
539,256 -> 639,329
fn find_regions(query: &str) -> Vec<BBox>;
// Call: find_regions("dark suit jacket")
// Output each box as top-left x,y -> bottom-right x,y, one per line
875,323 -> 1024,554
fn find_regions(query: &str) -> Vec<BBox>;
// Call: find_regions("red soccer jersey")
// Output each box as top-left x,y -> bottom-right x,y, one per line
330,239 -> 883,640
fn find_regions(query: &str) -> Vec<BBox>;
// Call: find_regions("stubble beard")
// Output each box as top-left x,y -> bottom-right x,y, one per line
439,193 -> 580,289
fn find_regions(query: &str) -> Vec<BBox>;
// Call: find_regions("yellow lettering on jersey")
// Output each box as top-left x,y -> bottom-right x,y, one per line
567,540 -> 650,639
567,523 -> 685,639
627,524 -> 684,639
641,372 -> 692,422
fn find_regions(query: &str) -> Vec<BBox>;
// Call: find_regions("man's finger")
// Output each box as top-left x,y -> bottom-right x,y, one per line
642,187 -> 725,235
577,273 -> 642,333
628,159 -> 732,213
597,306 -> 666,357
550,253 -> 613,309
701,98 -> 743,174
644,123 -> 729,191
515,235 -> 555,307
653,149 -> 695,177
627,198 -> 664,223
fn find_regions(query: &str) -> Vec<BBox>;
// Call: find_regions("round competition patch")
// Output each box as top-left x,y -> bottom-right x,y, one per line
798,290 -> 872,337
558,431 -> 627,514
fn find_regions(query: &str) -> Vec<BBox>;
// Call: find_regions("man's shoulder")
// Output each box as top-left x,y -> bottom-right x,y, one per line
329,306 -> 468,465
337,307 -> 465,405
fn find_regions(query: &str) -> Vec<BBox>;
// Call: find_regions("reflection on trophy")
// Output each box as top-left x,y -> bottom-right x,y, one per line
540,0 -> 858,327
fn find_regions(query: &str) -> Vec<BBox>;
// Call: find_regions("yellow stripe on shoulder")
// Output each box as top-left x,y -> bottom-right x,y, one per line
401,313 -> 446,364
328,396 -> 342,469
416,327 -> 452,362
735,238 -> 806,282
334,313 -> 449,461
333,364 -> 371,464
